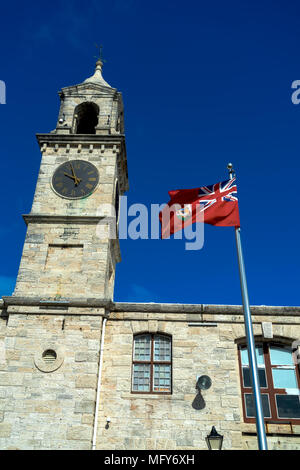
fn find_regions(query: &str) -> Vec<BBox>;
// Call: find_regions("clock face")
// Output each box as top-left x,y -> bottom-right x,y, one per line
52,160 -> 99,199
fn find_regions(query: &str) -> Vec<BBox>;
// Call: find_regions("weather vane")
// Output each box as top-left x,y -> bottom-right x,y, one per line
94,43 -> 106,63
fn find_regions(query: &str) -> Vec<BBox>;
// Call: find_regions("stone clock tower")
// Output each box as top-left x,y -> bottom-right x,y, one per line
14,59 -> 128,301
1,58 -> 300,452
0,60 -> 128,450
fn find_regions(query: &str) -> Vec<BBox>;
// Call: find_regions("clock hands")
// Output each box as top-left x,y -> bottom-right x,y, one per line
64,172 -> 82,185
70,163 -> 81,186
64,163 -> 81,186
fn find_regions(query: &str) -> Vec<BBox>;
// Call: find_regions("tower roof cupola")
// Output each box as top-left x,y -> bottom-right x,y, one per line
83,59 -> 111,88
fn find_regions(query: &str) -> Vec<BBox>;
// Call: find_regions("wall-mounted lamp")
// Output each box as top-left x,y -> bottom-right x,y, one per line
105,417 -> 111,429
196,375 -> 212,392
206,426 -> 223,450
58,113 -> 65,124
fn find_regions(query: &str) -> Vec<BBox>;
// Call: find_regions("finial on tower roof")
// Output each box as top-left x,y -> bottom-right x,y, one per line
94,43 -> 105,64
83,44 -> 111,88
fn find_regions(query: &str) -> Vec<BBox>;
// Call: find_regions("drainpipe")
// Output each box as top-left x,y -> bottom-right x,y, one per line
92,316 -> 107,450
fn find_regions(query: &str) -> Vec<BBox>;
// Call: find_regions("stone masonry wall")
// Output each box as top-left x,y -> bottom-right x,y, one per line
1,304 -> 300,450
14,222 -> 112,299
0,310 -> 104,450
12,136 -> 124,300
96,307 -> 300,451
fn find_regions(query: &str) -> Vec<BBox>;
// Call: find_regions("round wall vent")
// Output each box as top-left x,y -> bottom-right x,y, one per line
34,345 -> 64,373
42,349 -> 57,364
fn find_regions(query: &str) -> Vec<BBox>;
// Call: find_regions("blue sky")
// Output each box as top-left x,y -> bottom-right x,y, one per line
0,0 -> 299,306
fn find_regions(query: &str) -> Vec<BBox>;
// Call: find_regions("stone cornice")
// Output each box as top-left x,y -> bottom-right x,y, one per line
2,296 -> 112,308
1,296 -> 300,316
112,302 -> 300,316
60,82 -> 118,95
22,214 -> 112,226
36,133 -> 126,145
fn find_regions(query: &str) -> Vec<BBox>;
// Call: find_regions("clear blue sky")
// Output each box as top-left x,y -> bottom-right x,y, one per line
0,0 -> 299,306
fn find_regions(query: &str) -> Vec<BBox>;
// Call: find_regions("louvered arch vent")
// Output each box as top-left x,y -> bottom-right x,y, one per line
42,349 -> 57,364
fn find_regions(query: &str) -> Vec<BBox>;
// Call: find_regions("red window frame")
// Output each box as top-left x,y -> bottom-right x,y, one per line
238,342 -> 300,424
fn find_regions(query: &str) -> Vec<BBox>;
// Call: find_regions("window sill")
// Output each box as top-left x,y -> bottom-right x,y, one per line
241,422 -> 300,436
121,392 -> 173,399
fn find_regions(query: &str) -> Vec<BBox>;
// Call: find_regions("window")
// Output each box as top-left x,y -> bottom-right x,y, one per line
132,334 -> 172,394
238,342 -> 300,423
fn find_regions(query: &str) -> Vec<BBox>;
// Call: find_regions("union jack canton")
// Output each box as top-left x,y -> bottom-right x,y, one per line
197,177 -> 238,212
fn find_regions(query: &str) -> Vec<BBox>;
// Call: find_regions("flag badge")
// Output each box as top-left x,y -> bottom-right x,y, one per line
176,204 -> 192,220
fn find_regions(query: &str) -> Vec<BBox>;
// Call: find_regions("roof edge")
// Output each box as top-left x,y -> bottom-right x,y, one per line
1,297 -> 300,315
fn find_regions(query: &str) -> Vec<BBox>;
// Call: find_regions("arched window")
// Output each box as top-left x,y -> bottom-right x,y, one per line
132,333 -> 172,394
74,102 -> 99,134
238,342 -> 300,423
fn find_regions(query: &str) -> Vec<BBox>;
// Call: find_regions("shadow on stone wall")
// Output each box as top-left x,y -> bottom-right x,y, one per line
192,392 -> 206,410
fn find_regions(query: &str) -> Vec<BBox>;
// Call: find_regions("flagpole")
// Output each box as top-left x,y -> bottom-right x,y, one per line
227,163 -> 268,450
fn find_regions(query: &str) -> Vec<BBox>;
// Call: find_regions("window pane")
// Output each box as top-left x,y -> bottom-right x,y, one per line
241,346 -> 264,366
243,367 -> 267,388
134,334 -> 151,361
153,364 -> 171,392
154,335 -> 171,362
132,364 -> 150,391
272,368 -> 298,389
244,393 -> 271,418
276,395 -> 300,419
270,346 -> 293,365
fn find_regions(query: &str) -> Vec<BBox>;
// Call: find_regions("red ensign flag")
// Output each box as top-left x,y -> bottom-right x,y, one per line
159,177 -> 240,239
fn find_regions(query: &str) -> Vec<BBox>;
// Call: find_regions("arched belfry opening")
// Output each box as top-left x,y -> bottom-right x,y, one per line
74,102 -> 99,134
115,180 -> 120,223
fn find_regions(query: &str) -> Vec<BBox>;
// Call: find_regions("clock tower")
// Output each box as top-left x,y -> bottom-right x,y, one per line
0,59 -> 129,450
13,59 -> 128,301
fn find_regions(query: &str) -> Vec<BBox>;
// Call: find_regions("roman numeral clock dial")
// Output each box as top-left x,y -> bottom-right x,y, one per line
52,160 -> 99,199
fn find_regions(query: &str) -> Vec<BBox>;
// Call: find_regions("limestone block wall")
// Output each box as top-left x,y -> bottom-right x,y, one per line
1,303 -> 300,450
13,222 -> 113,299
96,306 -> 300,451
12,137 -> 126,300
0,310 -> 104,450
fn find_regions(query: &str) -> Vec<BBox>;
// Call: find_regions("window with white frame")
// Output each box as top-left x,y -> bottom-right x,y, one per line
132,334 -> 172,394
238,342 -> 300,423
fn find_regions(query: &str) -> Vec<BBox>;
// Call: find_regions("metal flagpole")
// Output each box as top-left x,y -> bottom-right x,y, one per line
227,163 -> 268,450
